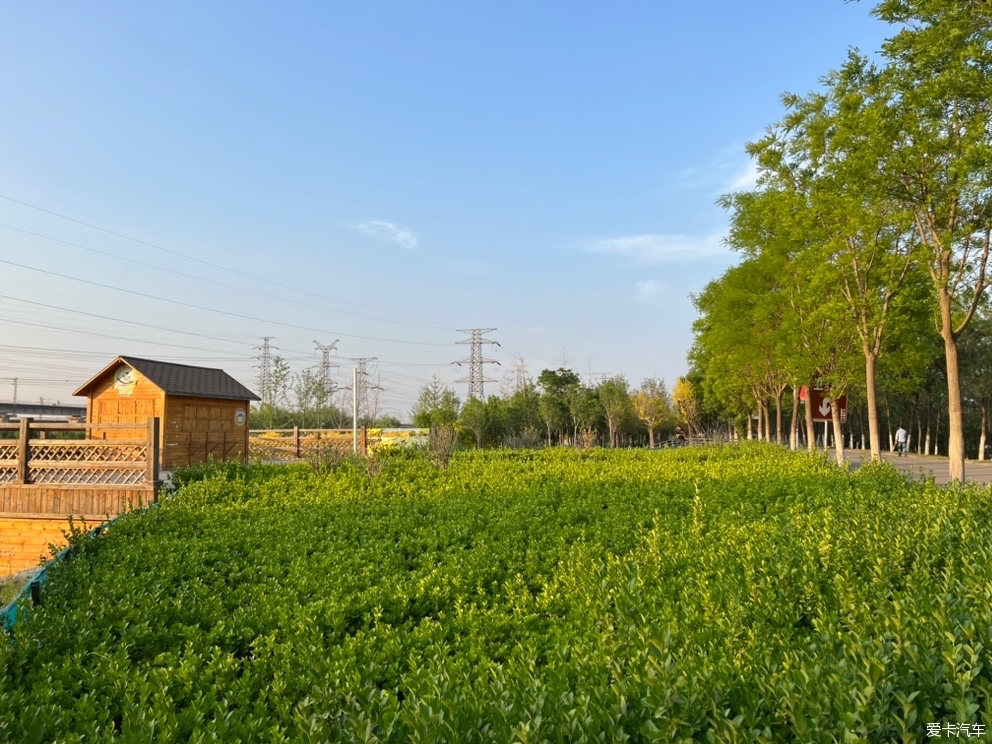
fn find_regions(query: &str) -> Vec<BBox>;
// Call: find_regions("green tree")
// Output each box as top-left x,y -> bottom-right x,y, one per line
872,0 -> 992,479
597,376 -> 632,447
747,53 -> 920,461
458,397 -> 489,448
537,369 -> 580,445
634,378 -> 673,448
565,384 -> 600,447
960,305 -> 992,459
411,374 -> 461,428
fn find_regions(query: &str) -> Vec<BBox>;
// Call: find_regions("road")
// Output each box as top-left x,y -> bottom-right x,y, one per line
829,448 -> 992,486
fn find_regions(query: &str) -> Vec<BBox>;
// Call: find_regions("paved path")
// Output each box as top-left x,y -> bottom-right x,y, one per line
829,449 -> 992,485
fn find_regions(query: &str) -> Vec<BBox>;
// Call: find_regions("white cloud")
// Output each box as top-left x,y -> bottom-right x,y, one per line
588,232 -> 729,264
722,159 -> 759,193
352,221 -> 418,249
635,280 -> 665,303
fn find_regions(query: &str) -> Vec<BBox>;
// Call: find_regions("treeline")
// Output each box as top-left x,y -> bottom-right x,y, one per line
690,0 -> 992,480
411,371 -> 688,449
250,403 -> 402,431
250,354 -> 400,429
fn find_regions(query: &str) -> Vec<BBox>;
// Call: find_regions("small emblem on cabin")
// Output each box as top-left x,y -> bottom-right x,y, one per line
113,366 -> 137,396
235,408 -> 246,426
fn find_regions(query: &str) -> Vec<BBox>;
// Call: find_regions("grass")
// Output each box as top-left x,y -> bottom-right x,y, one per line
0,576 -> 22,608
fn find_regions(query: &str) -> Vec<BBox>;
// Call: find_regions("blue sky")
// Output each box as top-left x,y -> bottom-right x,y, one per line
0,1 -> 892,419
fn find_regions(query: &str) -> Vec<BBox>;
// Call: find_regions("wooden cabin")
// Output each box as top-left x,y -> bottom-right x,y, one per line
74,356 -> 260,469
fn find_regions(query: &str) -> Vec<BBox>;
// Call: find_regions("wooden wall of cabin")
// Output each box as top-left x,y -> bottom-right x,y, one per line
162,396 -> 249,469
86,369 -> 164,440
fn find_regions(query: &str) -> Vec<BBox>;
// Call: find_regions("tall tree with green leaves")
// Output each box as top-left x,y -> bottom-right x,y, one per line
634,377 -> 673,448
597,376 -> 632,447
747,53 -> 920,462
871,0 -> 992,479
411,374 -> 461,428
537,368 -> 580,445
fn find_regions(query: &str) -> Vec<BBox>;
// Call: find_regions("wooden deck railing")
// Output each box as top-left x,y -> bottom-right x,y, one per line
0,418 -> 160,487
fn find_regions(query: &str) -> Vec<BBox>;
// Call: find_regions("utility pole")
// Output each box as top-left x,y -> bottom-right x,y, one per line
454,328 -> 500,400
254,337 -> 275,406
313,339 -> 339,407
11,378 -> 16,405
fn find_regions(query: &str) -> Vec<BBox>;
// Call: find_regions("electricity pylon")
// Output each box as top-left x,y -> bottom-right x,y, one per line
454,328 -> 499,400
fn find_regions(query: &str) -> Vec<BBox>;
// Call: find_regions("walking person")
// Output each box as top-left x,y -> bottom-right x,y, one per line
895,424 -> 908,457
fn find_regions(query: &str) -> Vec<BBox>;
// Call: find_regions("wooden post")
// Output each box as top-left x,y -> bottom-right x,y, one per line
145,417 -> 160,492
16,417 -> 30,484
360,427 -> 368,456
294,426 -> 301,458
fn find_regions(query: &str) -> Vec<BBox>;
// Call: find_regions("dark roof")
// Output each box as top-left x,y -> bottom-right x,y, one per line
74,356 -> 260,401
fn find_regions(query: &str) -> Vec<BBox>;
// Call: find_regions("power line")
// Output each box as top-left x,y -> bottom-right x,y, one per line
454,328 -> 500,400
0,193 -> 455,329
0,315 -> 253,356
0,257 -> 453,346
0,222 -> 451,330
0,294 -> 256,347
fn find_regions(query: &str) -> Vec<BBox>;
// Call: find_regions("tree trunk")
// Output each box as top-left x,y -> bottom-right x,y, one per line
760,401 -> 771,442
774,390 -> 784,445
864,350 -> 882,462
831,400 -> 844,465
935,408 -> 943,458
805,385 -> 816,452
939,289 -> 966,481
979,406 -> 987,462
648,426 -> 655,448
789,387 -> 800,451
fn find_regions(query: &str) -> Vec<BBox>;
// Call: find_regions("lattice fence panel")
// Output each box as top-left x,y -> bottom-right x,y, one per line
298,437 -> 351,459
27,442 -> 148,485
30,442 -> 147,463
28,467 -> 147,486
249,438 -> 299,462
0,443 -> 17,483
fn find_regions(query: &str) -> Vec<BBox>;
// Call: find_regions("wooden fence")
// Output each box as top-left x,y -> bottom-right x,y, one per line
0,418 -> 160,518
249,427 -> 428,462
0,418 -> 160,576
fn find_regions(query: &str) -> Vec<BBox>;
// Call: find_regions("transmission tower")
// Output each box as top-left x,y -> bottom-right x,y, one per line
454,328 -> 500,400
313,339 -> 340,406
514,356 -> 528,394
254,337 -> 276,405
351,357 -> 379,422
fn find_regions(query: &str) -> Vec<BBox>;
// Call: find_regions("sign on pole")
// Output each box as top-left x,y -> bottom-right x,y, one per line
800,386 -> 847,423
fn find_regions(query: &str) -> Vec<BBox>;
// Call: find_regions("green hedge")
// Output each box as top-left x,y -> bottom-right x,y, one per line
2,445 -> 989,741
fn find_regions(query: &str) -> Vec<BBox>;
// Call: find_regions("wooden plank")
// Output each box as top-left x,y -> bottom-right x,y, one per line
29,460 -> 146,471
17,418 -> 29,484
30,436 -> 147,444
0,422 -> 150,432
146,417 -> 160,486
